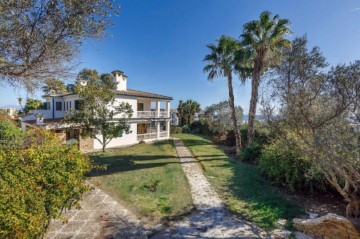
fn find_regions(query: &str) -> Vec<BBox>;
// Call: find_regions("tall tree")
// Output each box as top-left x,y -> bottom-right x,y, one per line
204,100 -> 243,135
241,11 -> 291,146
176,99 -> 201,126
177,100 -> 185,126
185,100 -> 200,124
0,0 -> 119,91
63,69 -> 133,152
41,78 -> 67,95
203,35 -> 242,155
24,98 -> 42,113
263,37 -> 360,217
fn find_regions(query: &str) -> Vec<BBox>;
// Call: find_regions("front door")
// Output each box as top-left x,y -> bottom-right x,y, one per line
137,123 -> 147,134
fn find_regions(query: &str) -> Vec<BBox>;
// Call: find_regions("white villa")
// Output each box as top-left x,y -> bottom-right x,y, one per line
21,70 -> 172,151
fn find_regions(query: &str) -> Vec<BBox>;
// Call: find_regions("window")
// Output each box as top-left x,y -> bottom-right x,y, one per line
56,102 -> 62,111
75,100 -> 84,110
63,102 -> 65,111
69,101 -> 72,109
66,102 -> 68,111
39,102 -> 50,110
137,103 -> 144,111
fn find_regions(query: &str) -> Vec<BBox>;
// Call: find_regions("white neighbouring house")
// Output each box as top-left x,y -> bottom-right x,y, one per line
21,70 -> 172,151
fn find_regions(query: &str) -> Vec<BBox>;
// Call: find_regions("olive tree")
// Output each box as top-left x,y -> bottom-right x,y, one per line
204,100 -> 243,134
263,36 -> 360,217
0,0 -> 119,91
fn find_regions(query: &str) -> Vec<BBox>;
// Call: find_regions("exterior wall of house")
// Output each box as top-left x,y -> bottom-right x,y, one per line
137,99 -> 152,111
113,95 -> 137,118
93,122 -> 138,149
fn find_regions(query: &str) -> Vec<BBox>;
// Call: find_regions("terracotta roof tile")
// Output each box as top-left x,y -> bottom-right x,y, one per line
116,89 -> 173,100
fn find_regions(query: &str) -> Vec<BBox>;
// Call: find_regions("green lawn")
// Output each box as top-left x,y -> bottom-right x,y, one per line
89,140 -> 193,224
174,133 -> 304,230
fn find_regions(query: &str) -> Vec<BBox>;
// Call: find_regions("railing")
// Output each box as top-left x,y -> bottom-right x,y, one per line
137,111 -> 169,118
137,131 -> 168,141
137,132 -> 157,141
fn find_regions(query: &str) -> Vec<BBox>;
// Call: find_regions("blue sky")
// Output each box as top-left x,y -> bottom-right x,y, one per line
1,0 -> 359,112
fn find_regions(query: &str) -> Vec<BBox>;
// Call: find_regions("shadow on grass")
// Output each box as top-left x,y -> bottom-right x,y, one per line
88,139 -> 227,177
179,133 -> 305,230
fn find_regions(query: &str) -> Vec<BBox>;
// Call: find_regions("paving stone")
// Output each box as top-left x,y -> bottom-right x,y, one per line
45,185 -> 147,239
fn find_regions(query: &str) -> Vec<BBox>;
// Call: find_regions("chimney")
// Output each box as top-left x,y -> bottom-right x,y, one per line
112,70 -> 128,91
36,113 -> 45,125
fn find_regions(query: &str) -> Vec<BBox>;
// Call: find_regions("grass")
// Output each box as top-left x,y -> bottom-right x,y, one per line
173,133 -> 304,230
89,140 -> 193,224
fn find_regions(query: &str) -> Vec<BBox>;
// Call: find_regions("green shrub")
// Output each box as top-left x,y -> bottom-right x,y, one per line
0,128 -> 91,238
189,120 -> 211,135
240,123 -> 270,146
0,114 -> 22,149
259,139 -> 325,192
240,142 -> 262,163
182,124 -> 191,133
170,125 -> 182,134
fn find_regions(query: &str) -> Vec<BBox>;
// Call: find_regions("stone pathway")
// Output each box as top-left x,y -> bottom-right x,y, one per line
152,139 -> 274,238
45,139 -> 312,239
45,186 -> 149,239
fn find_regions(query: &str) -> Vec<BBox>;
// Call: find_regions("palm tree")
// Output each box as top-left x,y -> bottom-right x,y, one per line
203,35 -> 242,155
177,100 -> 187,126
241,11 -> 291,147
185,100 -> 200,124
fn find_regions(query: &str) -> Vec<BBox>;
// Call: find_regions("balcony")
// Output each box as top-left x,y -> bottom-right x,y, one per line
137,131 -> 168,141
137,111 -> 169,118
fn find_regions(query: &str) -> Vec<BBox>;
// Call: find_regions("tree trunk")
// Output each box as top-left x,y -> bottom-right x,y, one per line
247,52 -> 265,147
227,73 -> 242,155
102,134 -> 106,152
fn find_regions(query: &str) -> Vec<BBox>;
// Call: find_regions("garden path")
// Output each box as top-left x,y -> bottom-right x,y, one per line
152,138 -> 308,239
45,139 -> 311,239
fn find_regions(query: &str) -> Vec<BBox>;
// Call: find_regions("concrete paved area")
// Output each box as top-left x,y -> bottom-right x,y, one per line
45,186 -> 149,239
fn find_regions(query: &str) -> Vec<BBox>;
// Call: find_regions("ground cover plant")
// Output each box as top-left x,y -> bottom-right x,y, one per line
89,140 -> 193,224
174,133 -> 303,230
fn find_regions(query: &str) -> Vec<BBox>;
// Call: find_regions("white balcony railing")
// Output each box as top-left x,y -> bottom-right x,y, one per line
137,131 -> 168,141
137,111 -> 169,118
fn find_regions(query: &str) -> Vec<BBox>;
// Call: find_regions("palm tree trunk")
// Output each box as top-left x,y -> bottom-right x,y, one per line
227,73 -> 242,155
247,52 -> 264,147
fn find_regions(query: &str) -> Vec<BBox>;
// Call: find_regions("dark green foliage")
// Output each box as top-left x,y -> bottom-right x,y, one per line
240,142 -> 262,164
238,123 -> 271,163
189,120 -> 211,135
24,98 -> 42,113
170,126 -> 182,134
259,139 -> 326,192
0,127 -> 91,239
177,99 -> 201,126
